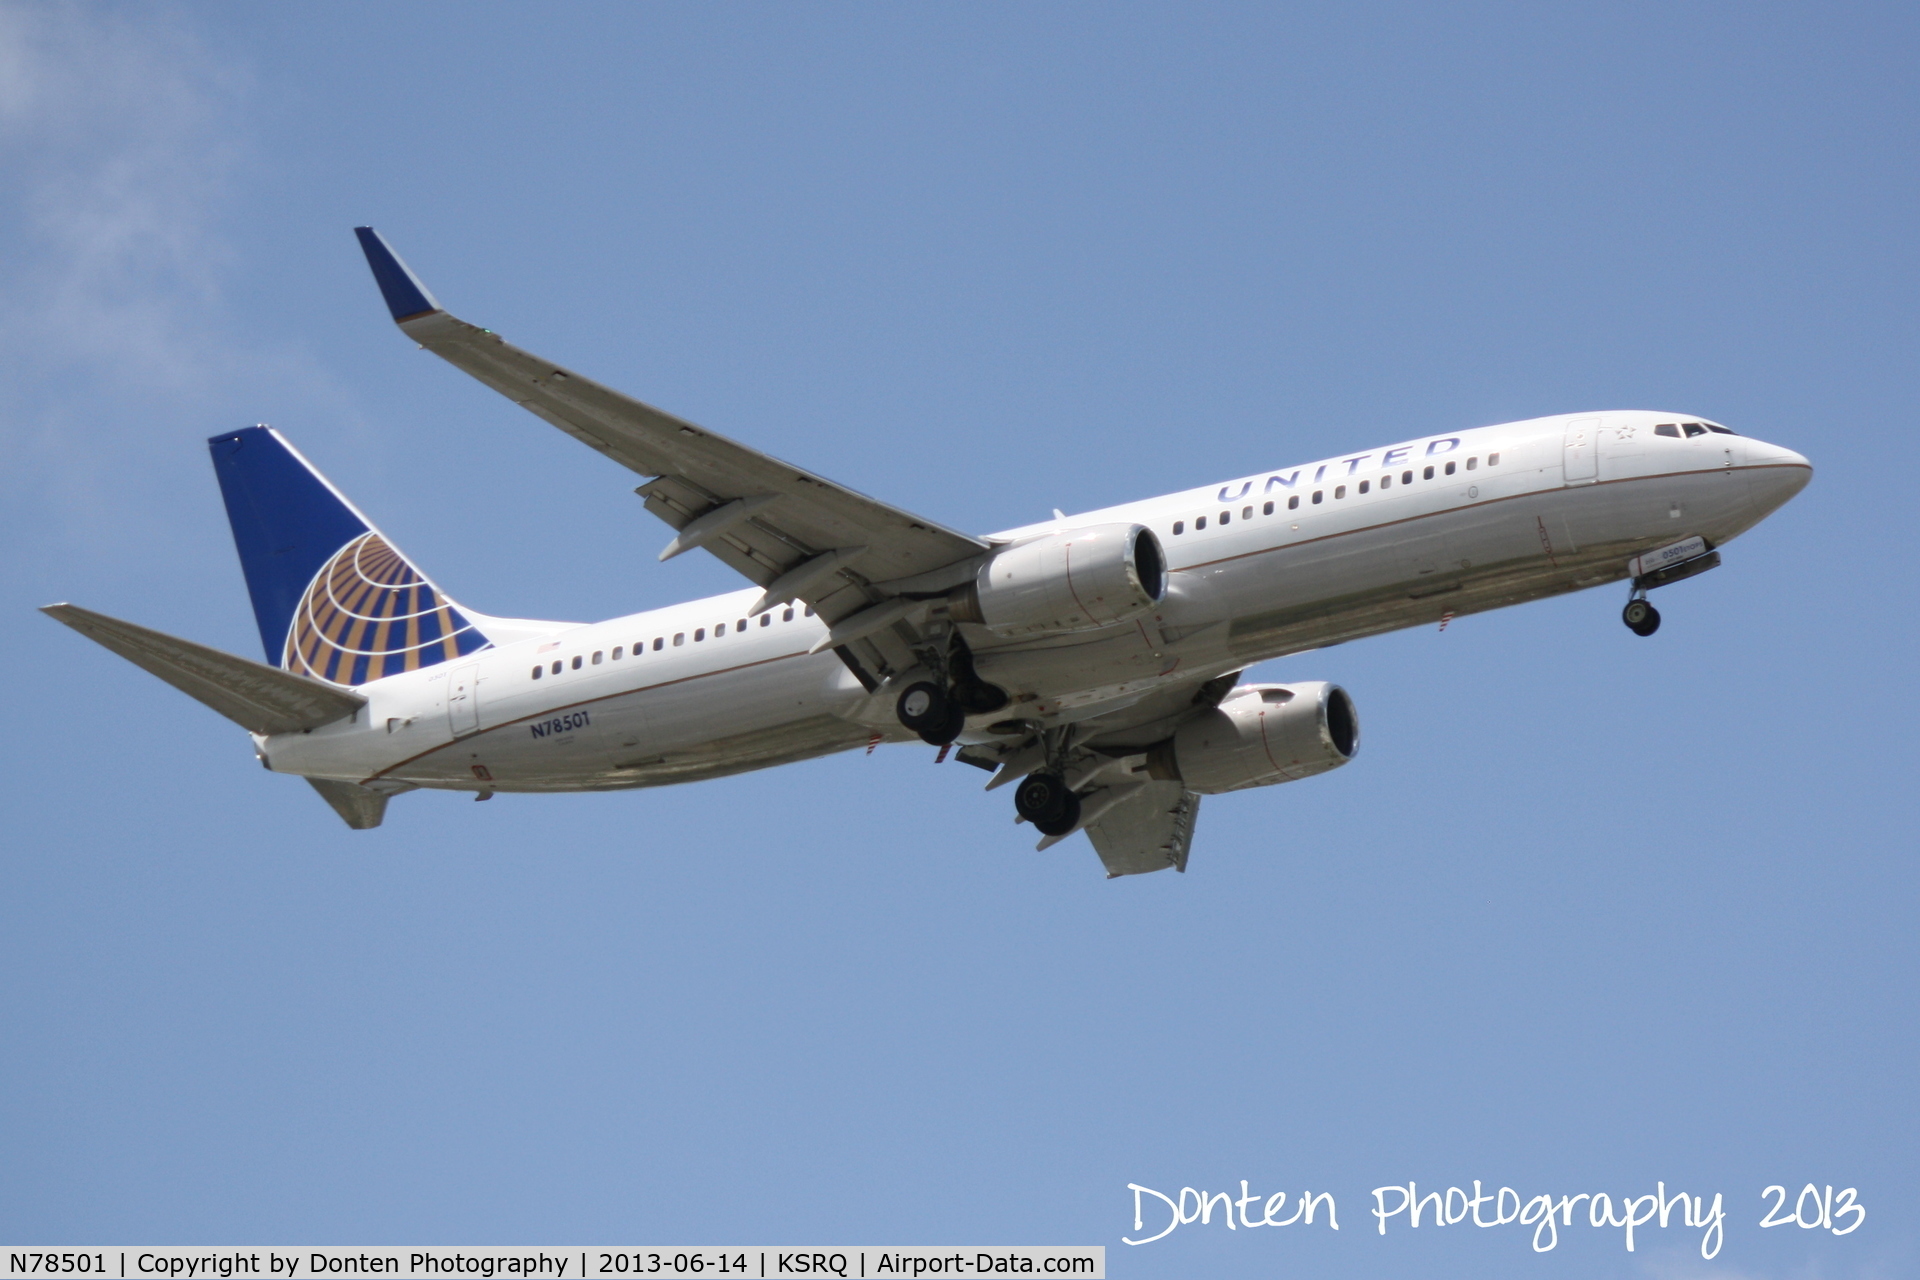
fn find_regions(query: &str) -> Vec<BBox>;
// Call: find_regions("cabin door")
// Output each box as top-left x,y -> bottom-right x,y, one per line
1562,417 -> 1600,484
446,663 -> 481,737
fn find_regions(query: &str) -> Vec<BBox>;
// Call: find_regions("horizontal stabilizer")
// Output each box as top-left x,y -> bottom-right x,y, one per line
306,777 -> 389,829
41,604 -> 366,736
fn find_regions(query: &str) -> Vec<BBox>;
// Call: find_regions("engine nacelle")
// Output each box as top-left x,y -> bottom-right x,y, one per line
948,523 -> 1166,638
1146,682 -> 1358,794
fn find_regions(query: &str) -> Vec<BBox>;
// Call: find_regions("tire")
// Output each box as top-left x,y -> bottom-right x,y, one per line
1622,599 -> 1661,636
919,698 -> 967,747
1032,789 -> 1082,838
896,681 -> 951,733
1014,772 -> 1073,826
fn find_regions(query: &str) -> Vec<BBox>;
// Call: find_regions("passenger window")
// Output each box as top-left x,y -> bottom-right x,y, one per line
531,666 -> 542,679
1466,457 -> 1478,470
715,622 -> 726,636
1220,511 -> 1230,525
653,637 -> 663,651
1488,452 -> 1500,465
1444,461 -> 1456,475
695,628 -> 705,641
612,646 -> 623,659
592,651 -> 603,664
1402,470 -> 1414,483
1655,424 -> 1681,438
738,618 -> 747,631
1262,501 -> 1274,515
1334,485 -> 1346,499
673,633 -> 684,646
1196,515 -> 1207,529
1288,495 -> 1300,510
760,614 -> 770,626
551,661 -> 562,675
783,608 -> 794,622
571,656 -> 582,669
1359,480 -> 1370,493
805,606 -> 814,616
1311,491 -> 1323,504
1172,521 -> 1184,534
1423,465 -> 1434,480
1683,423 -> 1708,438
1380,474 -> 1391,489
1242,505 -> 1252,519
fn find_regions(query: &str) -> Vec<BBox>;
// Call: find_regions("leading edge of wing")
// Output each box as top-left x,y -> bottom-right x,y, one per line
350,227 -> 989,596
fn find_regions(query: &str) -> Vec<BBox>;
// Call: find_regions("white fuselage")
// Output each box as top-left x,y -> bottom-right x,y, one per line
260,411 -> 1810,794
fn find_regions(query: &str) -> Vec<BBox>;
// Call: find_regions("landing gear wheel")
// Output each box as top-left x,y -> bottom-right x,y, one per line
1033,789 -> 1082,838
1622,599 -> 1661,637
898,680 -> 966,746
896,681 -> 950,733
920,699 -> 967,747
1015,772 -> 1081,835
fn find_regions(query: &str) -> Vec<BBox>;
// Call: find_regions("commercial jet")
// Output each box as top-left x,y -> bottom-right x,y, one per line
43,228 -> 1813,876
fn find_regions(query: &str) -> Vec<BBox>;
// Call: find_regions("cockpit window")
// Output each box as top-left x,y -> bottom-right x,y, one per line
1682,423 -> 1708,438
1705,424 -> 1736,435
1655,424 -> 1681,438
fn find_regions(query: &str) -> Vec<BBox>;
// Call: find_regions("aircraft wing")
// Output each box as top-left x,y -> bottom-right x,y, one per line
1084,782 -> 1201,877
354,228 -> 988,636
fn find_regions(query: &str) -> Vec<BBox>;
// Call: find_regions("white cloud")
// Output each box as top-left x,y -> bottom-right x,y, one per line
0,3 -> 241,395
0,4 -> 357,578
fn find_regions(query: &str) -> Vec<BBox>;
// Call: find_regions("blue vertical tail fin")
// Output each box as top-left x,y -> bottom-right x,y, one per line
208,426 -> 489,685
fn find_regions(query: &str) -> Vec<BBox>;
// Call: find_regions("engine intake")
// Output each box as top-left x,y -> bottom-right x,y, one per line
948,523 -> 1166,638
1146,682 -> 1358,794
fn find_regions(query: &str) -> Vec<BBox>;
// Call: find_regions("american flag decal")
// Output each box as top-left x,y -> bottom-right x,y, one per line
284,532 -> 488,686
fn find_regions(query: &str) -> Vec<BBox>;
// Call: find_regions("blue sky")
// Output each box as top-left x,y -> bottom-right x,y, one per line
1,3 -> 1914,1276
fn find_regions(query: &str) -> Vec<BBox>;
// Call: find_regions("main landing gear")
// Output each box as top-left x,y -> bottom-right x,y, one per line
1013,770 -> 1081,838
896,680 -> 967,746
893,632 -> 1009,746
1622,594 -> 1661,637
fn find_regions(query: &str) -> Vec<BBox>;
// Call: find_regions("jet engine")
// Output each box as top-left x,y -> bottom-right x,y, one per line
947,523 -> 1166,638
1145,681 -> 1358,794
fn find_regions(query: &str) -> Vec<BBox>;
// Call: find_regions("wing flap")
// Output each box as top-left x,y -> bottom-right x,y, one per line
1084,781 -> 1201,877
42,604 -> 366,736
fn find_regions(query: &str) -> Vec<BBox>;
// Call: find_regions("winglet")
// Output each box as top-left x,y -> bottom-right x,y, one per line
354,226 -> 441,322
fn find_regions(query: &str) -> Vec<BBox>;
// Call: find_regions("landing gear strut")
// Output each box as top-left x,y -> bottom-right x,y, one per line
1622,595 -> 1661,637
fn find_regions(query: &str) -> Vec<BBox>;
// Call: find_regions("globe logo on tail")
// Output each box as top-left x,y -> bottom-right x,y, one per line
285,532 -> 488,685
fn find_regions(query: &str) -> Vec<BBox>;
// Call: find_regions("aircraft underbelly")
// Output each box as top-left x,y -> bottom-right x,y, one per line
367,648 -> 867,792
1224,468 -> 1758,661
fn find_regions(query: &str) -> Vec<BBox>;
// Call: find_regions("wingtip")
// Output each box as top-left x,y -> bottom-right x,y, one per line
354,225 -> 441,323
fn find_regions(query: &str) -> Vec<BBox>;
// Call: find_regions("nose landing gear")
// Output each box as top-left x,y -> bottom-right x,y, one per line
1622,595 -> 1661,637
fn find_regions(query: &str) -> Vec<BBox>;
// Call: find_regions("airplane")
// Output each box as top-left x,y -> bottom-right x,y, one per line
41,227 -> 1813,877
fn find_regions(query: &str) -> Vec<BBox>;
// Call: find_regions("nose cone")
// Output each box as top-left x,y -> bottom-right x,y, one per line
1746,437 -> 1813,507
